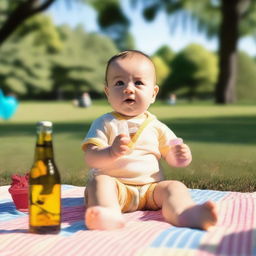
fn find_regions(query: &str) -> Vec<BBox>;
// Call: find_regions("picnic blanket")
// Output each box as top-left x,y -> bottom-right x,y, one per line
1,185 -> 256,256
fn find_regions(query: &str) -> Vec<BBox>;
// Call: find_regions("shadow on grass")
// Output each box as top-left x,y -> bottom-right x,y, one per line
162,114 -> 256,145
0,122 -> 90,139
1,115 -> 255,144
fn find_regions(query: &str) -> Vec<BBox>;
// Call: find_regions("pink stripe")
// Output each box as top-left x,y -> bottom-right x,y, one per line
109,221 -> 168,256
71,231 -> 109,256
52,231 -> 105,256
197,192 -> 238,256
216,194 -> 254,256
217,194 -> 241,255
102,225 -> 149,256
0,235 -> 29,253
240,197 -> 253,255
0,216 -> 28,230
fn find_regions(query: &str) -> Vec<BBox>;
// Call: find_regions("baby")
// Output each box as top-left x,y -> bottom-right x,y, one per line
82,50 -> 217,230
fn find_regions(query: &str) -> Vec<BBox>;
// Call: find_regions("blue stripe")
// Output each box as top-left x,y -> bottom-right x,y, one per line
150,227 -> 177,247
151,227 -> 205,249
60,221 -> 86,236
190,189 -> 228,203
165,228 -> 190,247
174,229 -> 204,249
188,231 -> 205,249
0,184 -> 77,222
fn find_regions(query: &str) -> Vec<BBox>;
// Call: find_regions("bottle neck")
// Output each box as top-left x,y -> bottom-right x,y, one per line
34,131 -> 54,161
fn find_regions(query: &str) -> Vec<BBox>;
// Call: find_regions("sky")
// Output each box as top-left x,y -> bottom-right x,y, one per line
48,0 -> 256,57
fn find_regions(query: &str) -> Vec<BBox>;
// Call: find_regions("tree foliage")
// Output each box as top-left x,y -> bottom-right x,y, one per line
154,45 -> 175,65
163,44 -> 218,100
14,14 -> 63,53
0,14 -> 118,98
51,25 -> 117,98
0,0 -> 56,45
236,51 -> 256,102
89,0 -> 256,104
0,33 -> 51,96
151,56 -> 171,88
86,0 -> 133,50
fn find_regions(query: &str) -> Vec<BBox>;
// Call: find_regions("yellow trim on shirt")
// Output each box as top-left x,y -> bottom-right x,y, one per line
128,114 -> 155,148
111,111 -> 146,120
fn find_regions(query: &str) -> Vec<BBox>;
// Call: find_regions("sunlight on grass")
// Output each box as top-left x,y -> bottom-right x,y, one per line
1,100 -> 256,191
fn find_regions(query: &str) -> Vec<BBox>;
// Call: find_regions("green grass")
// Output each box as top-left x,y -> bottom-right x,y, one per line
1,100 -> 256,191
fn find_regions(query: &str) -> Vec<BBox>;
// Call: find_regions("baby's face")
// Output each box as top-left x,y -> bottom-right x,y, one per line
105,55 -> 159,117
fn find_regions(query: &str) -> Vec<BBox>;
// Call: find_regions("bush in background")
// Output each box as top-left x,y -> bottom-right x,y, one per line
236,51 -> 256,102
161,44 -> 218,100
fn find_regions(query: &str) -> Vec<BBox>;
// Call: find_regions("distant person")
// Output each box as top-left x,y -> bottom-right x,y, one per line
79,92 -> 92,107
82,50 -> 217,231
167,93 -> 176,105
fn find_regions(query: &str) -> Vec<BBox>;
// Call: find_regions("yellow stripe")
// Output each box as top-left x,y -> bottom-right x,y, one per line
111,111 -> 145,120
128,115 -> 154,148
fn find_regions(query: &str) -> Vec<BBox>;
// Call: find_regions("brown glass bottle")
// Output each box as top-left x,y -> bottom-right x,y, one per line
29,121 -> 61,234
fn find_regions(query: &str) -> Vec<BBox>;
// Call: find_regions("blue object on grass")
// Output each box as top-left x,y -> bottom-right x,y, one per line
0,89 -> 18,120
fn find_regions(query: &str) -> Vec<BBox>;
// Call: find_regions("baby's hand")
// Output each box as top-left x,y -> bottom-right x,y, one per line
110,134 -> 130,158
172,143 -> 192,165
166,138 -> 192,167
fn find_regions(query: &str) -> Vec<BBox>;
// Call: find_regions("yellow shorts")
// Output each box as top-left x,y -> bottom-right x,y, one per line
85,178 -> 160,213
116,180 -> 160,213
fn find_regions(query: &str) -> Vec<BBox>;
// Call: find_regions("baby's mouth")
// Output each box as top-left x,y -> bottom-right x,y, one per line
124,99 -> 135,104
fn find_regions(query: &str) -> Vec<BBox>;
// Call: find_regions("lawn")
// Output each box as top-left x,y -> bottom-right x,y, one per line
1,100 -> 256,191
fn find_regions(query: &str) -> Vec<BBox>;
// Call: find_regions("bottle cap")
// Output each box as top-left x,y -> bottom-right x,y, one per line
37,121 -> 52,128
37,121 -> 53,134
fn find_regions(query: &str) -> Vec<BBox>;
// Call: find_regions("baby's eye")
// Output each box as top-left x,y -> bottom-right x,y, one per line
135,81 -> 143,86
115,80 -> 124,86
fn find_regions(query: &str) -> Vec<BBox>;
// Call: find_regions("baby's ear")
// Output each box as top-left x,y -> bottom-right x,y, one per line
151,85 -> 159,103
104,85 -> 109,97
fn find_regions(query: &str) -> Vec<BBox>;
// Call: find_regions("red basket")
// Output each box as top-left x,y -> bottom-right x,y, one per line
8,174 -> 29,212
9,187 -> 28,212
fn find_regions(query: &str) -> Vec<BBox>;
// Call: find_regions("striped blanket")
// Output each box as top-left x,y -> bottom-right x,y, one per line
1,185 -> 256,256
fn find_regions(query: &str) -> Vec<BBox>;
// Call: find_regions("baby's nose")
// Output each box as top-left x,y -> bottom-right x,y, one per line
124,83 -> 134,94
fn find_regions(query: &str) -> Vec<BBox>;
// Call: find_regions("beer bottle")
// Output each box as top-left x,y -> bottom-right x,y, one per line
29,121 -> 61,234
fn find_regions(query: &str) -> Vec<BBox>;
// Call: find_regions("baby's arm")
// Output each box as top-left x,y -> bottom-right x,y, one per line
84,134 -> 130,168
166,142 -> 192,168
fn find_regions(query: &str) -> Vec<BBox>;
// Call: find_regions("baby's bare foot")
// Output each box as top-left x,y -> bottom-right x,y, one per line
178,201 -> 217,230
85,206 -> 125,230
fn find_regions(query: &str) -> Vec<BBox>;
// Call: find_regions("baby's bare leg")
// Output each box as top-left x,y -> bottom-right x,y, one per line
153,180 -> 217,230
85,175 -> 125,230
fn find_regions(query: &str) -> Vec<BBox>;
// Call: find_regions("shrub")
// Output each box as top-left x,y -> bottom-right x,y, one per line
236,51 -> 256,102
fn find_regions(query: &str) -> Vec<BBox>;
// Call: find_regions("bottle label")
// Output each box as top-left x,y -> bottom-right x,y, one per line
29,184 -> 61,227
30,160 -> 47,179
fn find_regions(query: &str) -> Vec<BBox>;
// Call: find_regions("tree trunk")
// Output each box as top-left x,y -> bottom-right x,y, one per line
215,0 -> 251,104
0,0 -> 55,46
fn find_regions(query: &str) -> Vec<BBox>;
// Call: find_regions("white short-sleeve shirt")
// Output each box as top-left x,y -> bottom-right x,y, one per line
82,111 -> 177,185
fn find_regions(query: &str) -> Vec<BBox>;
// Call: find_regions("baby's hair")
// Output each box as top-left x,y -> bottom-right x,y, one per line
105,50 -> 154,85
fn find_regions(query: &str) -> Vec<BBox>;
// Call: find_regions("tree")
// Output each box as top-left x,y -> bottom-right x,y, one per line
139,0 -> 256,104
0,0 -> 56,45
154,45 -> 174,65
86,0 -> 134,50
51,25 -> 117,99
0,14 -> 62,96
0,35 -> 52,96
0,16 -> 118,99
91,0 -> 256,104
14,14 -> 63,53
236,51 -> 256,102
151,55 -> 171,88
163,44 -> 218,100
0,0 -> 134,52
